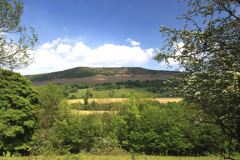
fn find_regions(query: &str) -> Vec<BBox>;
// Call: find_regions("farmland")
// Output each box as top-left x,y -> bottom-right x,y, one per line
69,97 -> 183,104
68,87 -> 180,99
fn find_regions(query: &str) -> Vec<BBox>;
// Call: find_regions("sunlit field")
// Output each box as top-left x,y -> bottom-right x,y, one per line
68,98 -> 183,104
68,87 -> 181,99
71,110 -> 117,115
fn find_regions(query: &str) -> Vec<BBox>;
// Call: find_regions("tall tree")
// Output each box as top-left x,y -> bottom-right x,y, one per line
0,0 -> 39,70
154,0 -> 240,150
84,89 -> 91,105
0,68 -> 39,156
37,82 -> 63,128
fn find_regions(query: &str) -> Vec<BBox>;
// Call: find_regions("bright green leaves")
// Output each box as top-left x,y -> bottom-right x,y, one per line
111,98 -> 232,155
0,69 -> 39,153
36,82 -> 64,129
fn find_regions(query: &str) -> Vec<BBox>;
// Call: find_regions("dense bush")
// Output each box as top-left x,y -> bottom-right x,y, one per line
111,95 -> 235,156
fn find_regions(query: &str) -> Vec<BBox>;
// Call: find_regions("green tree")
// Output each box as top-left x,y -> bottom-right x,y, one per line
0,69 -> 38,156
160,88 -> 165,93
154,0 -> 240,152
109,89 -> 114,98
71,94 -> 77,99
151,87 -> 157,93
84,89 -> 91,105
49,113 -> 104,154
117,85 -> 121,89
147,87 -> 152,92
37,82 -> 63,128
0,0 -> 39,70
34,83 -> 71,155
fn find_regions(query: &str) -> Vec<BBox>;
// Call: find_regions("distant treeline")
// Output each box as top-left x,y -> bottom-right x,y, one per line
94,79 -> 174,91
58,82 -> 90,97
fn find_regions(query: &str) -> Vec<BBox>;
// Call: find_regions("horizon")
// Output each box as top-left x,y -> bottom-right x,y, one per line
8,0 -> 196,75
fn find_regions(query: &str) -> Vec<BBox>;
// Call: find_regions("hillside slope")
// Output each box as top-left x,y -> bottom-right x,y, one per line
24,67 -> 180,86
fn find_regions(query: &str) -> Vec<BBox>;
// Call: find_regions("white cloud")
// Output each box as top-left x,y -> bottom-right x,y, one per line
126,38 -> 140,46
19,38 -> 153,75
39,38 -> 61,50
56,43 -> 72,54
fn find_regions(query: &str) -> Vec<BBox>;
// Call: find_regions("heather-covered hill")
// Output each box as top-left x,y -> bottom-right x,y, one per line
24,67 -> 180,86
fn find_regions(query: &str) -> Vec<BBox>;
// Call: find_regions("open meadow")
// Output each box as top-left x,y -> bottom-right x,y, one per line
69,87 -> 180,99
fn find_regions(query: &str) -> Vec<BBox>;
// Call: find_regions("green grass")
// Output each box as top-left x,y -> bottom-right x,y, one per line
69,88 -> 131,99
69,87 -> 181,99
0,154 -> 234,160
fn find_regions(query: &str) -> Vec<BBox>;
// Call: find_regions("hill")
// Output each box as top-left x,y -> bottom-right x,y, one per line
24,67 -> 180,86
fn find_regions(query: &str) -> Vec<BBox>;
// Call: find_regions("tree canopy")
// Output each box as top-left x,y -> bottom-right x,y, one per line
0,68 -> 39,156
0,0 -> 39,70
154,0 -> 240,147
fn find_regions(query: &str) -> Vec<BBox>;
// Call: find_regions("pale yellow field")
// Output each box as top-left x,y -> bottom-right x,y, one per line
70,98 -> 183,115
69,98 -> 183,104
71,110 -> 117,115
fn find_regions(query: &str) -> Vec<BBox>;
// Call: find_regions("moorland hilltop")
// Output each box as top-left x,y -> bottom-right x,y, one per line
25,67 -> 180,86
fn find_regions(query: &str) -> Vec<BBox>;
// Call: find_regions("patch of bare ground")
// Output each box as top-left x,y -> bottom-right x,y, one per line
31,73 -> 175,86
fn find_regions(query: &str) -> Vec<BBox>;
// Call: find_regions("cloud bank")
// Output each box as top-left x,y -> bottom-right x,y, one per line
19,38 -> 153,75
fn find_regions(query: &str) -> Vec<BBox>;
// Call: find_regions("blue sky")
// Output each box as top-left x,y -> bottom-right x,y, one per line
13,0 -> 191,75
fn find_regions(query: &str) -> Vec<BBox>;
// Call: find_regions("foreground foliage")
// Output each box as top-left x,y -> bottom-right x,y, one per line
0,69 -> 39,156
154,0 -> 240,157
31,83 -> 239,157
2,81 -> 239,157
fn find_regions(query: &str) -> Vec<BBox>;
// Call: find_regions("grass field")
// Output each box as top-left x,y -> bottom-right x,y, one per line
69,87 -> 181,99
68,98 -> 183,104
0,155 -> 231,160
